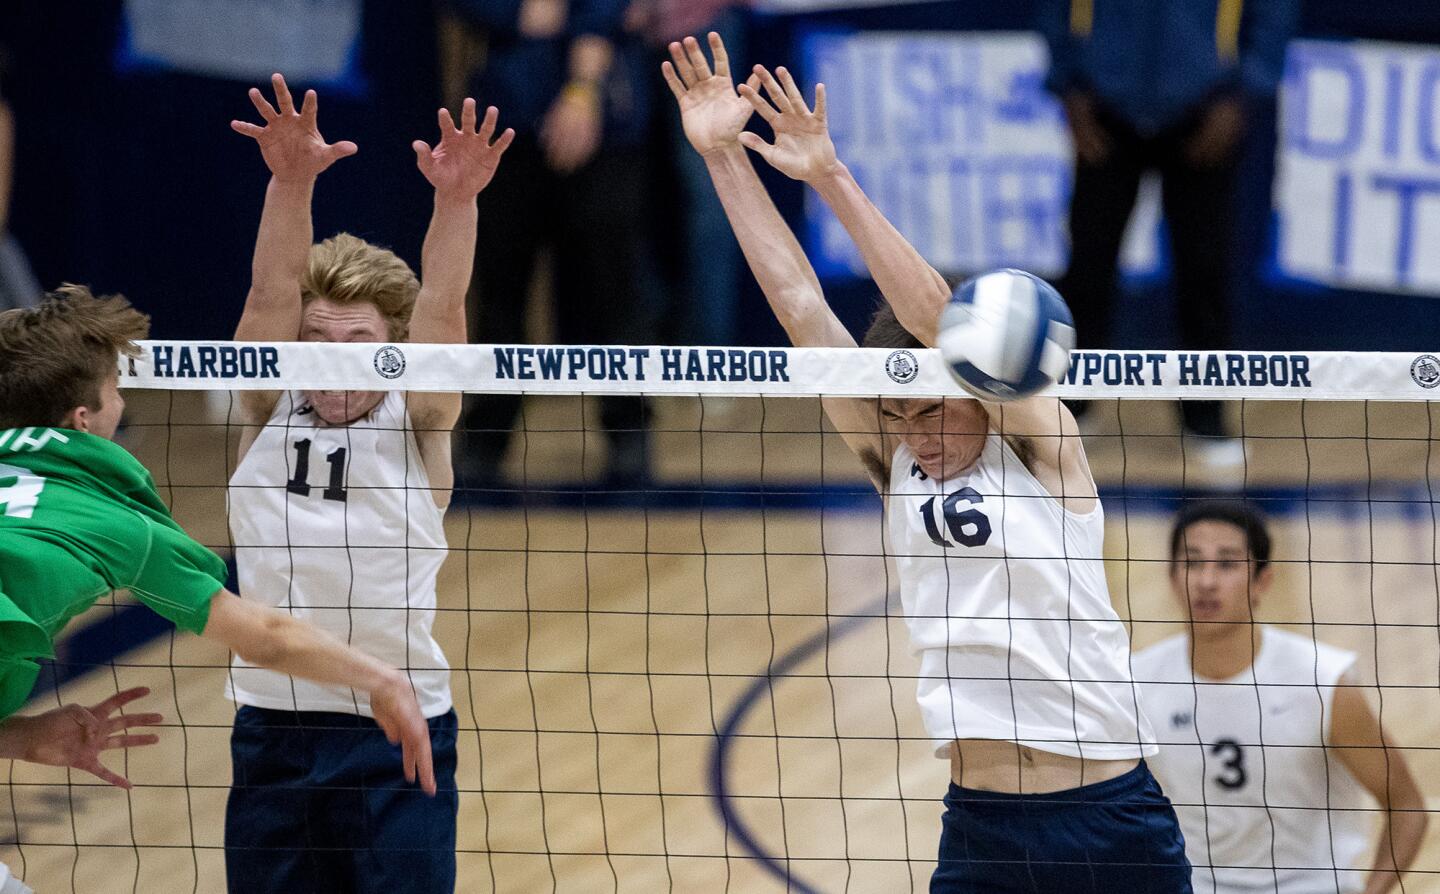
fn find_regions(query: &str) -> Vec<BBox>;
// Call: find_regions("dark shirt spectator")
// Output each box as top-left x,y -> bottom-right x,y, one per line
1040,0 -> 1300,449
1042,0 -> 1299,136
451,0 -> 652,147
447,0 -> 661,487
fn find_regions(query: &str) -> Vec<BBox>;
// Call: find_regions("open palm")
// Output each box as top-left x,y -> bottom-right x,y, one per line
738,66 -> 838,183
413,98 -> 515,198
231,73 -> 357,183
662,33 -> 761,156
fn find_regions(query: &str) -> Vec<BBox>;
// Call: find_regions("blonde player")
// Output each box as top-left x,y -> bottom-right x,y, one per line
222,75 -> 511,893
664,34 -> 1188,891
1134,501 -> 1427,893
0,288 -> 436,872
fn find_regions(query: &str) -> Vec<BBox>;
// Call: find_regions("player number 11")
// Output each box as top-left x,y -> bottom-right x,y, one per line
286,439 -> 349,503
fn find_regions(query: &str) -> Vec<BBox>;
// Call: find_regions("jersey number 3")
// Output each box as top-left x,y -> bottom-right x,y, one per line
286,439 -> 348,503
1210,739 -> 1248,790
919,487 -> 992,548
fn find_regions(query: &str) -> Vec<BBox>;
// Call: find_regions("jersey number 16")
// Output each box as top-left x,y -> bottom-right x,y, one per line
920,487 -> 992,548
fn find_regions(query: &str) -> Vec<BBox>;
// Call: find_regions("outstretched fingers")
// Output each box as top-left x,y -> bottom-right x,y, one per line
247,87 -> 278,122
101,733 -> 161,751
708,32 -> 730,79
814,82 -> 828,120
91,687 -> 151,719
755,65 -> 793,114
776,66 -> 811,115
300,88 -> 318,124
271,73 -> 296,115
476,102 -> 495,140
667,41 -> 697,88
682,36 -> 713,81
491,126 -> 516,154
661,60 -> 688,101
80,757 -> 132,790
461,97 -> 478,134
737,78 -> 777,123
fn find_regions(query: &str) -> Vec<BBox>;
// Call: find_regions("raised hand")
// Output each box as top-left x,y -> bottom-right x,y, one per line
231,73 -> 358,183
662,32 -> 761,157
413,99 -> 515,199
737,66 -> 839,183
18,687 -> 164,789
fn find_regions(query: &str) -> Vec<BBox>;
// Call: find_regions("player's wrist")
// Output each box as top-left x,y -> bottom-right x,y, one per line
700,138 -> 747,161
805,158 -> 849,190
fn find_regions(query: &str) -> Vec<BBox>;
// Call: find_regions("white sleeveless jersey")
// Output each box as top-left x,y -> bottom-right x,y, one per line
888,437 -> 1154,760
1133,628 -> 1373,893
226,391 -> 452,718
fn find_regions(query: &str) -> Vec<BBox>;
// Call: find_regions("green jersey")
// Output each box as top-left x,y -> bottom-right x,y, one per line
0,427 -> 226,719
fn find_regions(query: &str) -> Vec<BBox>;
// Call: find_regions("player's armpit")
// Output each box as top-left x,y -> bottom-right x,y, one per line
983,397 -> 1096,511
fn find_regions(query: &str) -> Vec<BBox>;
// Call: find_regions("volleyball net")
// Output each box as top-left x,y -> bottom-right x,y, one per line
4,343 -> 1439,893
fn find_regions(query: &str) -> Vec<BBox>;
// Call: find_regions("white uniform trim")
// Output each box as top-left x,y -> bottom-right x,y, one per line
1133,628 -> 1372,894
887,435 -> 1156,760
226,391 -> 452,718
117,342 -> 1440,401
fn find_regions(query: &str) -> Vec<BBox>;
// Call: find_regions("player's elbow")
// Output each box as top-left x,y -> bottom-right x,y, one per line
772,288 -> 828,335
232,609 -> 293,669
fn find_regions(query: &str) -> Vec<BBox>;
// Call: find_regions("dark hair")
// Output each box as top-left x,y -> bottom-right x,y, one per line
0,284 -> 149,429
861,302 -> 923,349
1169,500 -> 1272,574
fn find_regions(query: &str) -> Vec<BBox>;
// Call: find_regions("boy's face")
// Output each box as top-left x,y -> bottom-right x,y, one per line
1170,519 -> 1272,640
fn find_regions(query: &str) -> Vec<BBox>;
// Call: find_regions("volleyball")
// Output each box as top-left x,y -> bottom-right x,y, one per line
936,268 -> 1076,401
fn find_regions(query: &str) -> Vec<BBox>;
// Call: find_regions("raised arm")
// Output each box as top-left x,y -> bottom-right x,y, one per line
230,74 -> 357,420
406,98 -> 513,434
663,34 -> 883,483
203,590 -> 436,795
741,66 -> 1091,503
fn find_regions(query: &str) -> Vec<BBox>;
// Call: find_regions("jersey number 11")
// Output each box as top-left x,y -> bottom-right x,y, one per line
286,439 -> 348,503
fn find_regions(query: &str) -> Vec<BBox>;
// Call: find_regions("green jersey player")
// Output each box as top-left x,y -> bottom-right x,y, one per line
0,286 -> 435,795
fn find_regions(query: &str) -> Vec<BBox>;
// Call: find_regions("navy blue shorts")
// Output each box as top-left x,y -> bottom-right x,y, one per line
932,760 -> 1191,893
225,706 -> 459,894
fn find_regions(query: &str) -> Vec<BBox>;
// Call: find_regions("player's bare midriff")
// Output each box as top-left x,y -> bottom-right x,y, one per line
949,739 -> 1138,793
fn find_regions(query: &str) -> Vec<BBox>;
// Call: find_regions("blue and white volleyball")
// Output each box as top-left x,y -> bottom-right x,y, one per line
936,269 -> 1075,401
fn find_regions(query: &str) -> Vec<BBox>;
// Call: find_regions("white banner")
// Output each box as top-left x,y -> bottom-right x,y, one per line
119,0 -> 363,87
118,342 -> 1440,401
1277,39 -> 1440,296
802,31 -> 1160,280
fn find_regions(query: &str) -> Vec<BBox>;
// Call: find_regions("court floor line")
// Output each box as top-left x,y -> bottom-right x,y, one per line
709,596 -> 888,894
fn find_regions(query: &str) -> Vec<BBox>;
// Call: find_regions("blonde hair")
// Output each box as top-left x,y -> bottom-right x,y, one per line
0,284 -> 150,428
301,233 -> 420,341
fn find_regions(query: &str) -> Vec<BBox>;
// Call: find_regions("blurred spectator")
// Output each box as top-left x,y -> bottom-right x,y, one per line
633,0 -> 751,347
1042,0 -> 1299,447
0,43 -> 40,312
444,0 -> 660,487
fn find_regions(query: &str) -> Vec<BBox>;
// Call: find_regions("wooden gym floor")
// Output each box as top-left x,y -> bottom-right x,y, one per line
2,394 -> 1437,892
